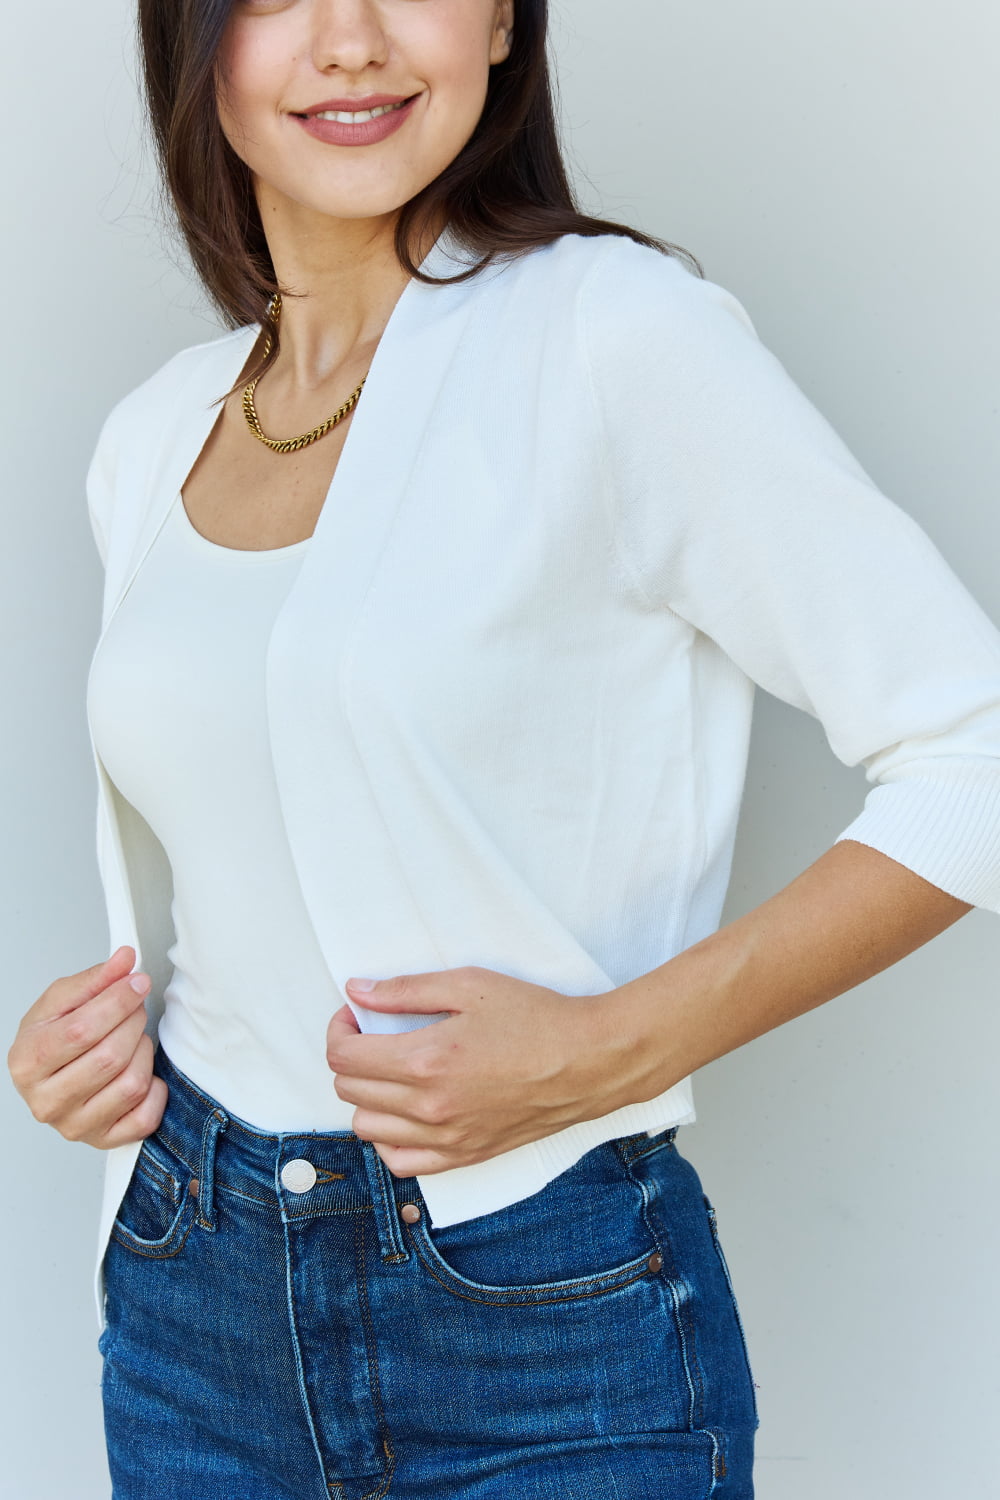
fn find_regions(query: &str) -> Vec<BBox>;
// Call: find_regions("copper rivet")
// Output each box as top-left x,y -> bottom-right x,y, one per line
188,1177 -> 200,1198
400,1203 -> 421,1224
647,1252 -> 663,1273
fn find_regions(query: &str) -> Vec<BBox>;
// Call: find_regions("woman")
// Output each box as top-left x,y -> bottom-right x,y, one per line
8,0 -> 1000,1496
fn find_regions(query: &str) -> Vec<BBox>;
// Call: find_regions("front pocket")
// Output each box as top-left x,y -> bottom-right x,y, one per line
406,1212 -> 660,1306
400,1144 -> 666,1306
110,1136 -> 198,1259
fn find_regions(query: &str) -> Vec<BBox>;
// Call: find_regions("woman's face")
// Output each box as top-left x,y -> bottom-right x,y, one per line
216,0 -> 515,226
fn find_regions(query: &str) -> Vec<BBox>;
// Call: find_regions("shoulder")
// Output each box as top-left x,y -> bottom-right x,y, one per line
571,233 -> 762,363
86,323 -> 257,566
95,322 -> 258,452
484,233 -> 763,376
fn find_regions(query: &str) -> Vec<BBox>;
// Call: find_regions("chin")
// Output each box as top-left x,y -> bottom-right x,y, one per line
266,169 -> 433,226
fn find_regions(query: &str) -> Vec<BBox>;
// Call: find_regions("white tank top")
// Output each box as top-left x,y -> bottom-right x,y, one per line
87,492 -> 356,1130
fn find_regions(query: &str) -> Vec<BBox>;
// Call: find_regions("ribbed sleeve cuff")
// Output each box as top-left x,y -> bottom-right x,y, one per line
834,761 -> 1000,912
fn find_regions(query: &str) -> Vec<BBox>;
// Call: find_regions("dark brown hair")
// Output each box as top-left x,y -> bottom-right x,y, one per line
137,0 -> 699,387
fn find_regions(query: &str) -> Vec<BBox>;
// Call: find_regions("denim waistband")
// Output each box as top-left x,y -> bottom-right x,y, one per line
151,1044 -> 417,1261
150,1043 -> 680,1262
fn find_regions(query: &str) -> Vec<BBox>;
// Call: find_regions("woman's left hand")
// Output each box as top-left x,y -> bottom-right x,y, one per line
326,967 -> 625,1178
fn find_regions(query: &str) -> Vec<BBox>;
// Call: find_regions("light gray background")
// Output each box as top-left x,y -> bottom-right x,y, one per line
3,2 -> 998,1495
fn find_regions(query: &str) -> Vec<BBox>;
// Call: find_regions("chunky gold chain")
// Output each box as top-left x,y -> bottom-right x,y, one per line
242,293 -> 367,454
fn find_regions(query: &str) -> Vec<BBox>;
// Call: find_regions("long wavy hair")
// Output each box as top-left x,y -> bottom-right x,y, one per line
137,0 -> 699,388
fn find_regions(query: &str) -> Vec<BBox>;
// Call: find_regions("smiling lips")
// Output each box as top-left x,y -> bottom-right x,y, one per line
293,92 -> 420,145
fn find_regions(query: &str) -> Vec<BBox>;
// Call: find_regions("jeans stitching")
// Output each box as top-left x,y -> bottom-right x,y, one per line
354,1216 -> 397,1499
196,1109 -> 229,1232
284,1203 -> 376,1221
709,1428 -> 726,1493
213,1184 -> 279,1208
133,1148 -> 179,1204
361,1143 -> 407,1262
281,1211 -> 333,1499
705,1200 -> 760,1430
406,1223 -> 655,1307
153,1126 -> 198,1179
212,1183 -> 375,1215
614,1128 -> 679,1166
627,1158 -> 705,1431
109,1192 -> 197,1260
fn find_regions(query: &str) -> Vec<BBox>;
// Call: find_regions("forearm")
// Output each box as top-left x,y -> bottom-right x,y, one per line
594,839 -> 973,1112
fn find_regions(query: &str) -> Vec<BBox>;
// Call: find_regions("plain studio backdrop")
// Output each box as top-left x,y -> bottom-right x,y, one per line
2,2 -> 998,1495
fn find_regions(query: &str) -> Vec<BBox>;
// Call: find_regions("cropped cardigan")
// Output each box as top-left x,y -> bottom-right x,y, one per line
84,226 -> 1000,1327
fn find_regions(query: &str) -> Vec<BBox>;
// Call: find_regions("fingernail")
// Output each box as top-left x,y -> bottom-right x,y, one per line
129,974 -> 150,995
347,977 -> 376,992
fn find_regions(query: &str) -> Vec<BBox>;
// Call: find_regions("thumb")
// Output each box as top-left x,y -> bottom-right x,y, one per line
325,1005 -> 361,1068
328,1003 -> 361,1037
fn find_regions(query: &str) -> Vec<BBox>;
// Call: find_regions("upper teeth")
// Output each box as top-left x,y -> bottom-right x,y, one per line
313,101 -> 407,124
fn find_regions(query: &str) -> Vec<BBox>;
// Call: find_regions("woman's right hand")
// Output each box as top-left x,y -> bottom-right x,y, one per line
6,945 -> 168,1148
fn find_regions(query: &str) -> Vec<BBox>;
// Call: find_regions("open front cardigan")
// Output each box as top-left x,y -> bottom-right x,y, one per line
85,227 -> 1000,1327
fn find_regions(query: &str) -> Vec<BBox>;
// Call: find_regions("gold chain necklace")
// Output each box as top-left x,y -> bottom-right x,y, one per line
242,294 -> 367,455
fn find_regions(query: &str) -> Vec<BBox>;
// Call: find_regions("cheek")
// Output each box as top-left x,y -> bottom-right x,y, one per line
402,0 -> 496,89
215,20 -> 297,146
414,20 -> 495,147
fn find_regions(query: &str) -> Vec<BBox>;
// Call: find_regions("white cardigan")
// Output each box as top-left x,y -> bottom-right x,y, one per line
85,226 -> 1000,1327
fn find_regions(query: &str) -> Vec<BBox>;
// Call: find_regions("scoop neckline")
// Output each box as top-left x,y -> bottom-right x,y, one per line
174,492 -> 313,559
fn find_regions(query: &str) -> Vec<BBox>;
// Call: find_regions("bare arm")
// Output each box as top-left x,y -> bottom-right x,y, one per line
588,838 -> 972,1116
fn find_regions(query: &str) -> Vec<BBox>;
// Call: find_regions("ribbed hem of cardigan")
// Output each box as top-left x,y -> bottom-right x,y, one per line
834,760 -> 1000,912
416,1078 -> 696,1229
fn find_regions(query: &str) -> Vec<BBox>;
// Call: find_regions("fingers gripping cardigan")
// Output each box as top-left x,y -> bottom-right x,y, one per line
85,227 -> 1000,1328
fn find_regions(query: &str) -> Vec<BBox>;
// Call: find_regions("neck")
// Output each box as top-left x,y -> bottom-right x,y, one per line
256,188 -> 445,391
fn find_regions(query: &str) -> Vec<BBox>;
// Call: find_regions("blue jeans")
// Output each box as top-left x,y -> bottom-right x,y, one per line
100,1045 -> 758,1498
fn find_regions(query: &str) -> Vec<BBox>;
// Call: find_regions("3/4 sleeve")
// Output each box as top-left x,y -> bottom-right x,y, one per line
579,235 -> 1000,912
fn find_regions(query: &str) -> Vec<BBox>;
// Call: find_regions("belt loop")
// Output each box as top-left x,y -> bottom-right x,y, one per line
196,1107 -> 229,1232
614,1125 -> 679,1167
361,1141 -> 408,1263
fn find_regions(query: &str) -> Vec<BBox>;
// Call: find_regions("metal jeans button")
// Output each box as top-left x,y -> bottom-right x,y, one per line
280,1159 -> 318,1194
